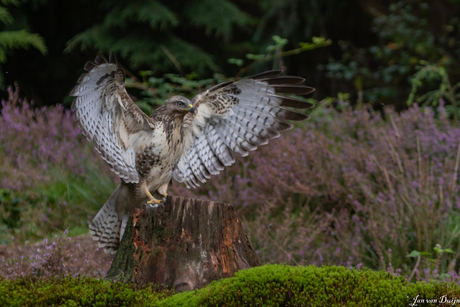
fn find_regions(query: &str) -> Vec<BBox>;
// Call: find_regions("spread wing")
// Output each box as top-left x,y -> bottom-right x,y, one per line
173,71 -> 315,188
70,53 -> 155,183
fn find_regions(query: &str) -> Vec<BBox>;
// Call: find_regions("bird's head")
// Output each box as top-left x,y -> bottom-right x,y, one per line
164,96 -> 194,118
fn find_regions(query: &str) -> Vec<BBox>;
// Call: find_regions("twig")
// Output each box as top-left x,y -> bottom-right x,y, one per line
389,115 -> 401,139
119,65 -> 158,97
451,142 -> 460,192
119,65 -> 139,82
125,81 -> 157,96
445,73 -> 458,120
161,45 -> 185,77
263,229 -> 300,266
417,136 -> 423,185
236,40 -> 332,78
408,255 -> 421,283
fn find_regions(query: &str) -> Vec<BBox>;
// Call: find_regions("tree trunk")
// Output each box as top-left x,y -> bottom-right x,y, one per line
104,195 -> 261,291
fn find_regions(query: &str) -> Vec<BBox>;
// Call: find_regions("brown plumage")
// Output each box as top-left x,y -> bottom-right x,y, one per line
71,53 -> 314,253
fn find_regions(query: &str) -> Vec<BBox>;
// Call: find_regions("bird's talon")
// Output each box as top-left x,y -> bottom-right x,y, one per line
147,199 -> 161,205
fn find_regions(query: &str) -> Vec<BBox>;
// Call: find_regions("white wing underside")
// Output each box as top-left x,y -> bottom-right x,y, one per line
173,73 -> 314,188
71,54 -> 155,183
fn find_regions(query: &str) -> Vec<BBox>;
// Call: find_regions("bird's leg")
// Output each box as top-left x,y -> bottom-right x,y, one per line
157,183 -> 169,200
144,187 -> 161,205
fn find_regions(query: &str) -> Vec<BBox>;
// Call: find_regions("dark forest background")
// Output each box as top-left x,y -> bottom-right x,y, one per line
2,0 -> 460,112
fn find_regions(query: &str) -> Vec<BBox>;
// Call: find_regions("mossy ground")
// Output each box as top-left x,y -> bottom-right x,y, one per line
2,264 -> 459,307
158,264 -> 460,307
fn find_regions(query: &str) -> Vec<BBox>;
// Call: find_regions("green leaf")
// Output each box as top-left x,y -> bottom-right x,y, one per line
103,1 -> 178,29
0,6 -> 13,24
299,42 -> 312,49
405,250 -> 420,258
246,53 -> 264,61
67,27 -> 218,73
266,45 -> 277,52
0,29 -> 47,63
272,35 -> 288,47
0,0 -> 19,5
186,0 -> 254,38
312,36 -> 326,44
139,70 -> 153,78
440,273 -> 451,280
439,67 -> 446,76
227,58 -> 243,67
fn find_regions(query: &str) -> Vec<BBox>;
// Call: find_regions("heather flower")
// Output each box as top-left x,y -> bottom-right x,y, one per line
0,86 -> 118,243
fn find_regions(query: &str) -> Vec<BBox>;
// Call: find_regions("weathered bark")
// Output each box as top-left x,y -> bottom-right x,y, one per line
105,195 -> 261,291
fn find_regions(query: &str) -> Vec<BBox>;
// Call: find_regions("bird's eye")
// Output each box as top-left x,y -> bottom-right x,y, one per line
176,101 -> 185,107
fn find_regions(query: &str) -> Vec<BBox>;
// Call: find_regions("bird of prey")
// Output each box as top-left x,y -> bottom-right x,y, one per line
71,52 -> 314,253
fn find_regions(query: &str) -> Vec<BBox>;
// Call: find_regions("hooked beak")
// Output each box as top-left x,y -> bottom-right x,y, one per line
188,104 -> 195,114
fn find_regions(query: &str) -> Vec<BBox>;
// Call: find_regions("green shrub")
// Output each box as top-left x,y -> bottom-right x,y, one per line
0,276 -> 173,307
157,264 -> 460,307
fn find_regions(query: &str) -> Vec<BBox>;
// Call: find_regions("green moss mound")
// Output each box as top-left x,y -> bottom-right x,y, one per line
1,265 -> 460,306
158,264 -> 460,307
0,275 -> 173,307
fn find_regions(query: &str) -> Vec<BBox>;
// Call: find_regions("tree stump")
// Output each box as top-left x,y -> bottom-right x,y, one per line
104,195 -> 261,291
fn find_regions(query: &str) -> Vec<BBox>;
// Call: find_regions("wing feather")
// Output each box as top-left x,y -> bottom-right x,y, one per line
71,52 -> 155,183
173,71 -> 314,187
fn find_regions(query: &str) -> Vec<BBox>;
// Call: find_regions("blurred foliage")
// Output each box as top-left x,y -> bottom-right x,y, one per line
0,166 -> 117,245
128,36 -> 331,114
321,1 -> 460,110
406,244 -> 455,283
0,85 -> 117,244
0,188 -> 22,243
65,0 -> 255,74
126,72 -> 219,115
407,61 -> 460,119
230,35 -> 332,77
0,0 -> 458,111
0,0 -> 46,85
0,0 -> 372,105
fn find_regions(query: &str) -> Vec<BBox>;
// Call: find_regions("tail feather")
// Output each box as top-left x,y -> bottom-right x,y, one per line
88,185 -> 127,254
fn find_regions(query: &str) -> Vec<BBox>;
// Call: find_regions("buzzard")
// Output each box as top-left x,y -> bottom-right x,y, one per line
71,53 -> 314,253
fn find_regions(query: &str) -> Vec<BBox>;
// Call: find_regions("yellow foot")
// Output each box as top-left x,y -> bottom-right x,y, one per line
147,198 -> 162,205
162,193 -> 168,197
144,187 -> 161,204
